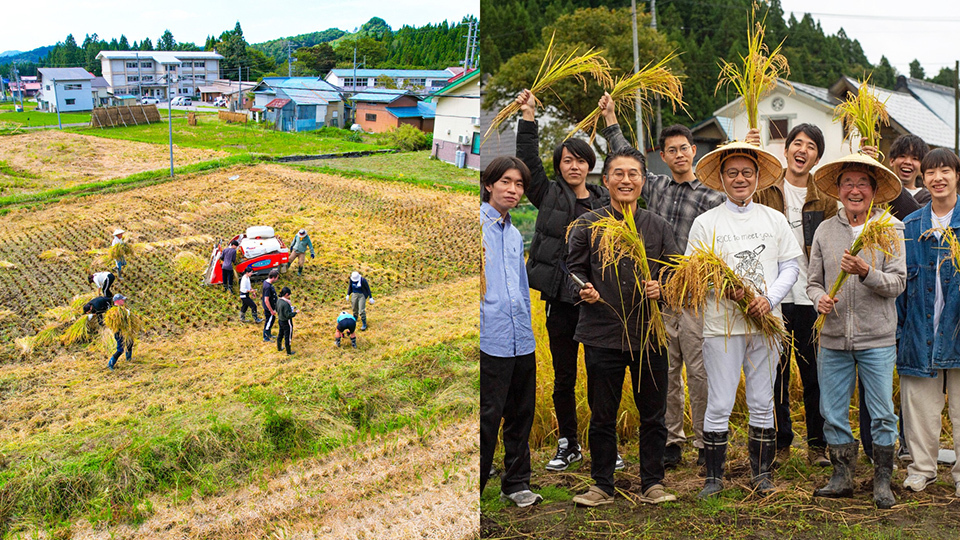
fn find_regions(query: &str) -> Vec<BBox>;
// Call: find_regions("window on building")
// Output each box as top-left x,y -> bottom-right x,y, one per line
365,113 -> 377,122
431,80 -> 447,88
332,110 -> 338,118
194,75 -> 205,80
141,62 -> 153,69
342,77 -> 354,88
65,98 -> 76,105
166,65 -> 177,72
64,83 -> 82,90
142,76 -> 153,82
769,118 -> 789,141
45,85 -> 51,91
180,88 -> 190,94
127,76 -> 139,82
471,133 -> 480,155
406,78 -> 426,87
193,61 -> 205,69
126,62 -> 138,69
182,62 -> 192,68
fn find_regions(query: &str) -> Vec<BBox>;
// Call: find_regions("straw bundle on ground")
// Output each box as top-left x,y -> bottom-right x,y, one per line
0,260 -> 15,269
569,52 -> 685,142
583,206 -> 668,352
814,206 -> 901,335
174,251 -> 207,273
15,336 -> 34,356
104,306 -> 142,347
833,75 -> 890,153
483,31 -> 611,144
715,3 -> 790,130
39,248 -> 73,260
33,324 -> 62,347
661,240 -> 789,346
70,292 -> 98,310
42,305 -> 76,323
61,316 -> 96,346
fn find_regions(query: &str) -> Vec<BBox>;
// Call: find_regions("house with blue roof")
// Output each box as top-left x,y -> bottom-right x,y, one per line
325,68 -> 460,95
251,77 -> 345,132
350,89 -> 435,133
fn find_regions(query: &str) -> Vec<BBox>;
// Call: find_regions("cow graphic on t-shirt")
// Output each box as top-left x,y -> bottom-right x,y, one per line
734,244 -> 766,294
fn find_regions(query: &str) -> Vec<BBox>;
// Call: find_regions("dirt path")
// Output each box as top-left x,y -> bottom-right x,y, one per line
71,418 -> 479,540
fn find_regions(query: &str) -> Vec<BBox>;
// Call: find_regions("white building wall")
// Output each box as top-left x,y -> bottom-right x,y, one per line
43,80 -> 94,112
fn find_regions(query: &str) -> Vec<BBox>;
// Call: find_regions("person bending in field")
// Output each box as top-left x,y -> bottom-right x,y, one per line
111,229 -> 126,278
514,89 -> 609,473
479,156 -> 542,508
262,269 -> 280,342
89,271 -> 116,299
290,229 -> 315,276
566,147 -> 679,507
276,286 -> 297,355
82,296 -> 112,326
239,267 -> 262,323
335,311 -> 358,349
219,240 -> 239,294
346,271 -> 374,331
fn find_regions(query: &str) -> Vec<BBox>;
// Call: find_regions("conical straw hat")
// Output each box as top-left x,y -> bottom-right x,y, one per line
813,152 -> 901,204
695,141 -> 783,192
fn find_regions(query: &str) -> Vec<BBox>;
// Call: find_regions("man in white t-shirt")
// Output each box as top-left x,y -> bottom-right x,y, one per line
686,141 -> 802,499
753,124 -> 836,467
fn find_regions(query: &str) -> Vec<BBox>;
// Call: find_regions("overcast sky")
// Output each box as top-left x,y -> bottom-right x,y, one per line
1,0 -> 479,53
779,0 -> 960,78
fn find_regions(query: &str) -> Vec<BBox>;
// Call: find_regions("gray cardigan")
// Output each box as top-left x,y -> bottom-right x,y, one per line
806,209 -> 906,350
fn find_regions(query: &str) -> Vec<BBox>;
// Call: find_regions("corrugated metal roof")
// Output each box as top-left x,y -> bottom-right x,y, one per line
91,76 -> 109,89
38,67 -> 94,81
386,102 -> 436,119
351,92 -> 402,103
265,98 -> 291,109
280,88 -> 331,106
262,77 -> 340,92
328,68 -> 454,79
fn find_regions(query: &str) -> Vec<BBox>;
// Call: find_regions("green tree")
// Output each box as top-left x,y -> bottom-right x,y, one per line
140,37 -> 153,51
118,35 -> 130,50
361,17 -> 392,39
375,74 -> 398,88
295,43 -> 337,76
158,30 -> 176,51
908,59 -> 925,80
873,56 -> 898,89
334,36 -> 387,67
929,66 -> 957,87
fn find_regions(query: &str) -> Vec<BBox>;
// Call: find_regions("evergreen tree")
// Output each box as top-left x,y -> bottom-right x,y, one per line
873,56 -> 898,89
930,67 -> 957,87
119,35 -> 130,50
158,30 -> 176,51
909,59 -> 925,80
140,38 -> 153,51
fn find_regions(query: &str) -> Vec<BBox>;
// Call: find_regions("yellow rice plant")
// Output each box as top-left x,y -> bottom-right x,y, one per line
661,239 -> 789,346
483,31 -> 611,145
39,248 -> 73,260
0,309 -> 14,323
174,251 -> 207,273
833,75 -> 890,154
42,305 -> 76,324
33,324 -> 62,347
715,2 -> 790,130
0,260 -> 15,269
108,242 -> 134,260
61,316 -> 96,346
814,205 -> 901,337
15,336 -> 34,357
70,292 -> 98,310
104,306 -> 142,347
583,206 -> 668,354
569,51 -> 686,142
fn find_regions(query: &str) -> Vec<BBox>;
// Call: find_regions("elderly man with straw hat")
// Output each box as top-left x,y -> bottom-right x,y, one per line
686,141 -> 802,499
806,152 -> 906,509
111,229 -> 126,278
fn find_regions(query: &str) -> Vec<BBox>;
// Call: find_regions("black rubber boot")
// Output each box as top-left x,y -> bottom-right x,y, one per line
361,315 -> 368,331
873,444 -> 896,509
748,426 -> 776,495
699,431 -> 728,499
814,441 -> 858,498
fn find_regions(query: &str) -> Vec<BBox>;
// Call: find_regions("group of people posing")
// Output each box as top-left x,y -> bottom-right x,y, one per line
480,89 -> 960,509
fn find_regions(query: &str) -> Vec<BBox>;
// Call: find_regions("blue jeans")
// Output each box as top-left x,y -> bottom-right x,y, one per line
818,346 -> 897,447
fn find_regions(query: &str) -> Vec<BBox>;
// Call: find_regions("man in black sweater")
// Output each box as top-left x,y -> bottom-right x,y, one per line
262,269 -> 280,342
276,286 -> 297,355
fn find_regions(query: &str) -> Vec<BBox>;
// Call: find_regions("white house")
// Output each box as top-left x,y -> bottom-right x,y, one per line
425,69 -> 479,169
326,68 -> 458,94
37,68 -> 95,112
96,50 -> 224,100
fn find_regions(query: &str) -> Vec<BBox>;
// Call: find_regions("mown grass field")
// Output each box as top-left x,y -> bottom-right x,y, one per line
481,298 -> 960,539
0,110 -> 91,127
298,150 -> 479,190
0,163 -> 481,538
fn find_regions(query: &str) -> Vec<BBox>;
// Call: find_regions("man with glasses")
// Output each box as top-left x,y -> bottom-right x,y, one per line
599,96 -> 725,470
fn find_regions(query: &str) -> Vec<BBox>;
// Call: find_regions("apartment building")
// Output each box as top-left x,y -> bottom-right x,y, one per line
96,51 -> 225,100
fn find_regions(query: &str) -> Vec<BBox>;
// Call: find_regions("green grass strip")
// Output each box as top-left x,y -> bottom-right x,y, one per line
292,163 -> 481,195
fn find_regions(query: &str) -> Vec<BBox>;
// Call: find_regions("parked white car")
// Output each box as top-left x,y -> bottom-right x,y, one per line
170,96 -> 193,107
141,96 -> 160,105
213,97 -> 227,107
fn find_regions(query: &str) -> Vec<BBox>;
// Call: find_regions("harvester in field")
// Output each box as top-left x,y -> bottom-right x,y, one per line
204,226 -> 290,285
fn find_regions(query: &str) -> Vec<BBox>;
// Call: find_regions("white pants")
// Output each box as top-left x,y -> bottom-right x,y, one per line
702,335 -> 778,432
902,370 -> 960,483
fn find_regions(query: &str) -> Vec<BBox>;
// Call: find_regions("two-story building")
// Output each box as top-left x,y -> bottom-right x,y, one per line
426,69 -> 479,169
37,68 -> 95,112
96,50 -> 224,100
325,68 -> 459,95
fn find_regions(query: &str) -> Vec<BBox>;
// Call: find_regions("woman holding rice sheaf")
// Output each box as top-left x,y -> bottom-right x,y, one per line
806,153 -> 906,509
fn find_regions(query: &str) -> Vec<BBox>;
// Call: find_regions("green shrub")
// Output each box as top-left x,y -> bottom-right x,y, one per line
382,124 -> 431,151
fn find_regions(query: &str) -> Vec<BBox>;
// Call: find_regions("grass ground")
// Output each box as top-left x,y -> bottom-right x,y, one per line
0,110 -> 91,126
297,150 -> 479,190
480,297 -> 960,539
0,164 -> 480,537
70,114 -> 384,156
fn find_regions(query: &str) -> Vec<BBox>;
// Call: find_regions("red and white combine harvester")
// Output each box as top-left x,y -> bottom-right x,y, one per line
205,226 -> 290,285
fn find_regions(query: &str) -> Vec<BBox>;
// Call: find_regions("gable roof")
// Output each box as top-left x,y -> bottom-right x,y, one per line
255,77 -> 341,103
895,76 -> 956,133
424,69 -> 479,103
91,76 -> 109,89
37,68 -> 94,81
96,50 -> 224,63
351,90 -> 417,104
265,98 -> 291,109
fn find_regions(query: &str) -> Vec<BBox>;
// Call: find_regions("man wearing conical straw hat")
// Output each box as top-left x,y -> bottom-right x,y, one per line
686,140 -> 802,498
806,152 -> 906,509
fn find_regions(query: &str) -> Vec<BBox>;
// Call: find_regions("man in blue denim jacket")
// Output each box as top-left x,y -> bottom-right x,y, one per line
897,148 -> 960,498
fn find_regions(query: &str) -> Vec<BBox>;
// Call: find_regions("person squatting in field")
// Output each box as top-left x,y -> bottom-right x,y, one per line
89,271 -> 116,299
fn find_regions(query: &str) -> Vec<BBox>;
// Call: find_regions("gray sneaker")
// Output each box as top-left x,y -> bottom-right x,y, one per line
615,454 -> 625,471
546,437 -> 583,471
903,474 -> 936,492
500,489 -> 543,508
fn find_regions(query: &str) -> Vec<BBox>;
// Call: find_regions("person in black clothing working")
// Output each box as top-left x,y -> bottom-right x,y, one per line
335,311 -> 358,348
276,286 -> 297,355
89,271 -> 116,299
262,269 -> 280,341
219,240 -> 239,293
514,89 -> 610,472
82,296 -> 112,326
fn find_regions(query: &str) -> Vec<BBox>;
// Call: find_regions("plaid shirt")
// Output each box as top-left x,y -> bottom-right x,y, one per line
601,124 -> 725,249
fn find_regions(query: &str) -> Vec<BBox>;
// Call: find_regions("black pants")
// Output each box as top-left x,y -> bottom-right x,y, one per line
101,274 -> 115,299
240,294 -> 258,317
263,301 -> 275,338
545,299 -> 581,445
277,320 -> 292,353
480,350 -> 536,495
584,345 -> 668,495
774,303 -> 826,450
222,268 -> 234,293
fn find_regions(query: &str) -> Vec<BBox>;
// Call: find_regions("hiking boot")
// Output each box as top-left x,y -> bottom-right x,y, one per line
572,485 -> 614,507
254,315 -> 263,323
239,312 -> 246,322
615,454 -> 625,471
361,315 -> 368,331
351,339 -> 357,349
335,338 -> 341,347
639,483 -> 676,504
809,446 -> 830,467
663,444 -> 682,470
748,426 -> 776,495
873,445 -> 896,509
500,489 -> 543,508
699,431 -> 728,499
903,473 -> 936,492
814,442 -> 858,498
107,357 -> 116,370
545,437 -> 583,471
297,266 -> 303,276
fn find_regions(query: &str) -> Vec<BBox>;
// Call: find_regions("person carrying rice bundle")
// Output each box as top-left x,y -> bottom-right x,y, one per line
111,229 -> 128,278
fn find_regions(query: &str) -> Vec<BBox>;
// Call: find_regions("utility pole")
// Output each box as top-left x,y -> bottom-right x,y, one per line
652,0 -> 662,142
287,41 -> 293,77
166,75 -> 174,177
462,20 -> 474,71
237,64 -> 242,111
54,81 -> 62,129
136,52 -> 142,99
631,0 -> 644,152
353,42 -> 358,92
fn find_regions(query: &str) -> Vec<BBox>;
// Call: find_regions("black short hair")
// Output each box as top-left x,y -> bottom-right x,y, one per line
243,266 -> 253,274
82,303 -> 93,314
268,269 -> 280,279
279,286 -> 291,297
889,134 -> 930,162
552,138 -> 596,179
602,146 -> 646,178
784,123 -> 825,161
920,147 -> 960,174
230,240 -> 239,247
481,156 -> 531,203
657,124 -> 694,151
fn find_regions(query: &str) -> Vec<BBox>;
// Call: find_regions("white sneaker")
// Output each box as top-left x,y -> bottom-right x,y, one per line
903,474 -> 936,492
955,481 -> 960,498
615,454 -> 625,471
545,437 -> 583,471
500,489 -> 543,508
